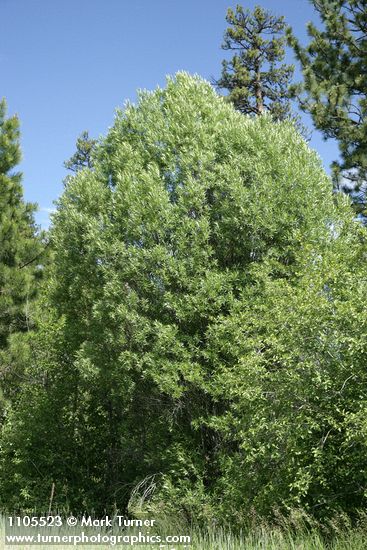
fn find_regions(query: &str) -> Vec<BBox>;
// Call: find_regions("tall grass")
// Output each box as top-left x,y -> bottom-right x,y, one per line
2,512 -> 367,549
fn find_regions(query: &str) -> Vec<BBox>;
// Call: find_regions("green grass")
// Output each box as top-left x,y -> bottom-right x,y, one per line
2,515 -> 367,549
190,526 -> 367,549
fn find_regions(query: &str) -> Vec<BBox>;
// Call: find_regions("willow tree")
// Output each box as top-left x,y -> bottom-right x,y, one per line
2,75 -> 367,523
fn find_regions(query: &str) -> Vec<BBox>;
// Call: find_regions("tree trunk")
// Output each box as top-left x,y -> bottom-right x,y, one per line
254,57 -> 264,115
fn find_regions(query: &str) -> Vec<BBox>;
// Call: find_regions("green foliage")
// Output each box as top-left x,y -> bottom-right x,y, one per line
0,99 -> 44,417
4,511 -> 367,549
215,5 -> 296,122
3,511 -> 367,549
1,74 -> 367,526
288,0 -> 367,215
64,130 -> 97,173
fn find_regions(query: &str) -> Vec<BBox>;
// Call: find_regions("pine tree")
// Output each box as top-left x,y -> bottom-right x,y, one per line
288,0 -> 367,214
64,130 -> 97,173
215,4 -> 296,120
0,99 -> 43,410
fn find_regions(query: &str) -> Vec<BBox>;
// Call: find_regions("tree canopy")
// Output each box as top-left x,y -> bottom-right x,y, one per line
0,99 -> 43,418
215,5 -> 295,121
288,0 -> 367,215
64,130 -> 97,173
1,74 -> 367,525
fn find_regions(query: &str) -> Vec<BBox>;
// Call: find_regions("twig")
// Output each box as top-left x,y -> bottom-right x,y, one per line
48,482 -> 55,516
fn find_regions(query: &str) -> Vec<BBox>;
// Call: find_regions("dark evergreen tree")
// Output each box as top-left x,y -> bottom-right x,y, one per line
64,130 -> 97,172
0,99 -> 43,413
215,4 -> 296,120
288,0 -> 367,215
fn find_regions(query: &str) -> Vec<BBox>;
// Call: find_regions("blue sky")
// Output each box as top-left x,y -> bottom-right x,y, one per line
1,0 -> 338,228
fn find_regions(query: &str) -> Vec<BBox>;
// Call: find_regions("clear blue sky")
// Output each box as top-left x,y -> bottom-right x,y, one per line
1,0 -> 338,228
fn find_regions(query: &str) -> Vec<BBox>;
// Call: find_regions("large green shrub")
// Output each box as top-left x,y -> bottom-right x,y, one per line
1,74 -> 366,524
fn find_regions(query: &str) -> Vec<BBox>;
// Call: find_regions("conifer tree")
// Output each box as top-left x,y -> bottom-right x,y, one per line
215,4 -> 296,120
64,130 -> 97,173
0,99 -> 43,409
288,0 -> 367,214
